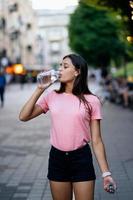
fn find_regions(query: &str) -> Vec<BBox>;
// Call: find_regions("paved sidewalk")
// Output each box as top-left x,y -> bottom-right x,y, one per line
0,83 -> 133,200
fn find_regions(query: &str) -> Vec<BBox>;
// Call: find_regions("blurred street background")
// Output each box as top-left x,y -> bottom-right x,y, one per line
0,0 -> 133,199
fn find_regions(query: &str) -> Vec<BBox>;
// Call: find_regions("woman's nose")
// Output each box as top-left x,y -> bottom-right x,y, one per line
59,67 -> 63,72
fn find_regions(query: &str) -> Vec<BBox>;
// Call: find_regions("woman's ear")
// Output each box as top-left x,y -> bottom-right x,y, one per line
75,69 -> 80,76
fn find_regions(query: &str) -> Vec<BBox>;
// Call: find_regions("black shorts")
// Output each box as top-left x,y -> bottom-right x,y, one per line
47,143 -> 96,182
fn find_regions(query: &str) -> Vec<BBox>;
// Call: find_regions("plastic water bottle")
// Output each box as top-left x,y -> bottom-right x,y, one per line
37,69 -> 59,86
107,183 -> 116,194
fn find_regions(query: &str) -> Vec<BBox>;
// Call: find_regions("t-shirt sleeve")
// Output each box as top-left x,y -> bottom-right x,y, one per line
91,97 -> 102,120
36,91 -> 52,113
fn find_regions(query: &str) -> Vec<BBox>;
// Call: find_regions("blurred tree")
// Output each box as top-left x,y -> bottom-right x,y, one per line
81,0 -> 133,36
68,2 -> 126,69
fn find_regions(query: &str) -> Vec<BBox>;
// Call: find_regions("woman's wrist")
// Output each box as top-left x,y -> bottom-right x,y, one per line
102,171 -> 112,178
36,87 -> 45,94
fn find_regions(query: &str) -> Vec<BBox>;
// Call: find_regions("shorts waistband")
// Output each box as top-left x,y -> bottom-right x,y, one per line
51,143 -> 90,156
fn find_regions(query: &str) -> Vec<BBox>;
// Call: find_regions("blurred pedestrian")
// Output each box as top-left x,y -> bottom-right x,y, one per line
20,74 -> 26,90
88,73 -> 103,100
19,54 -> 116,200
117,77 -> 129,107
0,70 -> 6,107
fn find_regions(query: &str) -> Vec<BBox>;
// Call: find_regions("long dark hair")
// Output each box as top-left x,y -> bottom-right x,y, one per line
56,53 -> 94,116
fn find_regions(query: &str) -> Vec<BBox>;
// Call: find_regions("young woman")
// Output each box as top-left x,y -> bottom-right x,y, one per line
19,54 -> 116,200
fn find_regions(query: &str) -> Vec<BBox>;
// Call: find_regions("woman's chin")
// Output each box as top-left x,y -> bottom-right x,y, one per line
59,78 -> 66,83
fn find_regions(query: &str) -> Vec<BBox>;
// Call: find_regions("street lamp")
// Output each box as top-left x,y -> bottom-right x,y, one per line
129,1 -> 133,8
127,1 -> 133,43
130,1 -> 133,21
127,36 -> 133,42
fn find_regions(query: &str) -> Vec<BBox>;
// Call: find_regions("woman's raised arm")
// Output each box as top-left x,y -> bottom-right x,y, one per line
19,78 -> 52,121
19,87 -> 45,121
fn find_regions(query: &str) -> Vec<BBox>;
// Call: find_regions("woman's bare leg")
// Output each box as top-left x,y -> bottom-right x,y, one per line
73,181 -> 95,200
50,181 -> 73,200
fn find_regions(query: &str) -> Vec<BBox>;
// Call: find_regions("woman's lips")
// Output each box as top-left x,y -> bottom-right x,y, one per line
58,74 -> 62,78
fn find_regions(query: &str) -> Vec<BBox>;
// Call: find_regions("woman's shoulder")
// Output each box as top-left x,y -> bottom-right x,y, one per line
85,94 -> 101,103
45,90 -> 57,97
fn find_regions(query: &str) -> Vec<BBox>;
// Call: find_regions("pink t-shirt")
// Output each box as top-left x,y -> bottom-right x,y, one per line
36,91 -> 102,151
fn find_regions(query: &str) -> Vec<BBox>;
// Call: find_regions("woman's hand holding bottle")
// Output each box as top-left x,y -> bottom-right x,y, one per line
103,176 -> 117,194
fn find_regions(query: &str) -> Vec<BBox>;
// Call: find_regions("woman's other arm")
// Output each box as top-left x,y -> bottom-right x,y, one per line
90,120 -> 116,192
90,120 -> 109,173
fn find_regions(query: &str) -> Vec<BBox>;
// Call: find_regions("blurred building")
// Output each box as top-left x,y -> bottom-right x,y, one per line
0,0 -> 8,68
0,1 -> 77,73
35,7 -> 76,69
0,0 -> 37,68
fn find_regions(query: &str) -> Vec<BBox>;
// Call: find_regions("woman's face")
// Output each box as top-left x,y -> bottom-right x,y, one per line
59,57 -> 79,83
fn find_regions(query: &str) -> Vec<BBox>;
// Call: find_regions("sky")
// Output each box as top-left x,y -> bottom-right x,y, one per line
31,0 -> 79,10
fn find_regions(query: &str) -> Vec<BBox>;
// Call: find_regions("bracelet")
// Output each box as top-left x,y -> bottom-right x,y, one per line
102,171 -> 111,178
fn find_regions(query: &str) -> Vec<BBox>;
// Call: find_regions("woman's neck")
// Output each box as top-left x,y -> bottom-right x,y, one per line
65,83 -> 73,93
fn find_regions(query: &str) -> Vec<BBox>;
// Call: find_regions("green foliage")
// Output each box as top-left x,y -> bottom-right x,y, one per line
81,0 -> 133,36
113,62 -> 133,77
68,2 -> 126,68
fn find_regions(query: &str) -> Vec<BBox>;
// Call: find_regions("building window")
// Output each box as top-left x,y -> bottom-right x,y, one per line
8,3 -> 18,13
0,18 -> 6,30
51,42 -> 60,52
10,30 -> 20,40
48,28 -> 62,40
27,23 -> 32,30
26,45 -> 32,52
